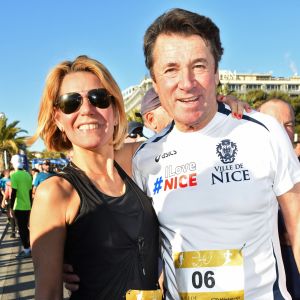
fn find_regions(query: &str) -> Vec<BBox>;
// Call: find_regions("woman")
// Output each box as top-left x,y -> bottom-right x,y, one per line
29,55 -> 160,299
29,55 -> 247,299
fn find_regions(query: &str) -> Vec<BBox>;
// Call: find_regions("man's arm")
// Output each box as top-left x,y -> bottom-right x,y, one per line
32,186 -> 37,199
32,173 -> 41,199
62,264 -> 80,292
278,182 -> 300,272
10,188 -> 16,209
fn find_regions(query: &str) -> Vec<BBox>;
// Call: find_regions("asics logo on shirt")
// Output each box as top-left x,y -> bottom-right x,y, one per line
155,150 -> 177,162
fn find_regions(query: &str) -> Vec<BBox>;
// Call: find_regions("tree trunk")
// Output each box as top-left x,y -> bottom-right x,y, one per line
0,151 -> 4,171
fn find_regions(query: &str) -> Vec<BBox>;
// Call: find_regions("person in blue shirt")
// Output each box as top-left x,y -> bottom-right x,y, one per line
32,160 -> 55,198
0,169 -> 11,213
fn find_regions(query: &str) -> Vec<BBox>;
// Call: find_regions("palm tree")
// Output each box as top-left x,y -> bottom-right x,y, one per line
0,115 -> 28,170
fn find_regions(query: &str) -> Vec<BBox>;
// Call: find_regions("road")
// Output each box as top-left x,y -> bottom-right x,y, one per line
0,212 -> 68,299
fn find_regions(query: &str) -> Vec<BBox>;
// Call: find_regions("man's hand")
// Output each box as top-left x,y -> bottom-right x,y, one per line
63,264 -> 80,292
1,199 -> 6,209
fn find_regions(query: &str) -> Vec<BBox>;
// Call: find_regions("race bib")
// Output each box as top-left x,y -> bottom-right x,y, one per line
173,249 -> 244,300
126,289 -> 162,300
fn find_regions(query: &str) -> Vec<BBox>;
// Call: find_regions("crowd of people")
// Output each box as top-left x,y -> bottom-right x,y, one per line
0,157 -> 56,259
0,7 -> 299,300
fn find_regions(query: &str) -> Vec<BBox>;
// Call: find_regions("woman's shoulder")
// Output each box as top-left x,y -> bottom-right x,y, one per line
36,175 -> 75,201
33,173 -> 80,222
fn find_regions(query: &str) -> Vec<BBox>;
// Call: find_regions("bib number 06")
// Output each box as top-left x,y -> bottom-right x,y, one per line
192,271 -> 215,289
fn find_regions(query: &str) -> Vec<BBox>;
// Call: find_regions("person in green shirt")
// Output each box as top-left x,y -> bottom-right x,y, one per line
10,154 -> 32,259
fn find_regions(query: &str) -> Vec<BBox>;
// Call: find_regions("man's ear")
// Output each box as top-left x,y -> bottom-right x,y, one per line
144,111 -> 156,131
215,70 -> 220,86
144,111 -> 154,124
152,80 -> 158,95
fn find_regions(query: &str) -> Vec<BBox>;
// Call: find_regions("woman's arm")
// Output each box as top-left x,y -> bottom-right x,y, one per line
217,94 -> 252,118
116,95 -> 251,176
115,142 -> 141,177
30,176 -> 76,300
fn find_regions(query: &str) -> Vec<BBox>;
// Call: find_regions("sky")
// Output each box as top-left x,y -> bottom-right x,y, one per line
1,0 -> 299,151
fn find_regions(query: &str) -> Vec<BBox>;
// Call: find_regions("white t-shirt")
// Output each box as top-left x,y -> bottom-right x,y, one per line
133,103 -> 300,300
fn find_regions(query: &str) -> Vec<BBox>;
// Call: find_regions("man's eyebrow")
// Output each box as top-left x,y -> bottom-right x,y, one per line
162,62 -> 178,68
192,58 -> 209,64
284,121 -> 295,125
162,58 -> 208,67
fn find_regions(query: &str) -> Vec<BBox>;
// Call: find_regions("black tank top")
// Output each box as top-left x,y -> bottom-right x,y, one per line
56,162 -> 159,299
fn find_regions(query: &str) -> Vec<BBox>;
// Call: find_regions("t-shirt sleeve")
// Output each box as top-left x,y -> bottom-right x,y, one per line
132,151 -> 149,195
33,174 -> 40,187
269,119 -> 300,196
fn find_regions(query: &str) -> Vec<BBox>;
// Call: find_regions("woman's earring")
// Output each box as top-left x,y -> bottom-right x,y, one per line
61,129 -> 68,143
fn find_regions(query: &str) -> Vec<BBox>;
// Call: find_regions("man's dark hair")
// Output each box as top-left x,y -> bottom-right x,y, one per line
144,8 -> 224,79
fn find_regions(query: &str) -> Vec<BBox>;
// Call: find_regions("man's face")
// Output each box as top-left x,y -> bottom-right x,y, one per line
42,163 -> 50,172
152,34 -> 219,132
279,103 -> 295,143
260,101 -> 295,143
152,106 -> 172,132
144,105 -> 172,133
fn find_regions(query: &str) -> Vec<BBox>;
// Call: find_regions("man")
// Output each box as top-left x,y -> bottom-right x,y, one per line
124,121 -> 147,143
0,169 -> 10,211
32,159 -> 54,198
133,8 -> 300,299
259,98 -> 300,159
139,87 -> 172,138
259,98 -> 300,300
0,169 -> 16,238
30,167 -> 40,187
295,142 -> 300,160
259,98 -> 295,142
10,154 -> 32,259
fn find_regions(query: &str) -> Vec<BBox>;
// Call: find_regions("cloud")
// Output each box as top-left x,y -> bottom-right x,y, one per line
285,52 -> 298,75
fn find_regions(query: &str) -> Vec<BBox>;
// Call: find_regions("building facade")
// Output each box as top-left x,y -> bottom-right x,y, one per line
219,70 -> 300,97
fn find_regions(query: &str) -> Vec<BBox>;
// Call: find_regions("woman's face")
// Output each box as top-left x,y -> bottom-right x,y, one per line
54,71 -> 116,152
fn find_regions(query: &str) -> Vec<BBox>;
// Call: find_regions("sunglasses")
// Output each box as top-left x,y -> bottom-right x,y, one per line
55,88 -> 113,114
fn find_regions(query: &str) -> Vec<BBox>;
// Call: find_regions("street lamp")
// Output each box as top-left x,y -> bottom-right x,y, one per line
0,112 -> 8,169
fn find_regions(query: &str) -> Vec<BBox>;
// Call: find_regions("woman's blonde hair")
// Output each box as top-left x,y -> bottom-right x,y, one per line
28,55 -> 127,151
